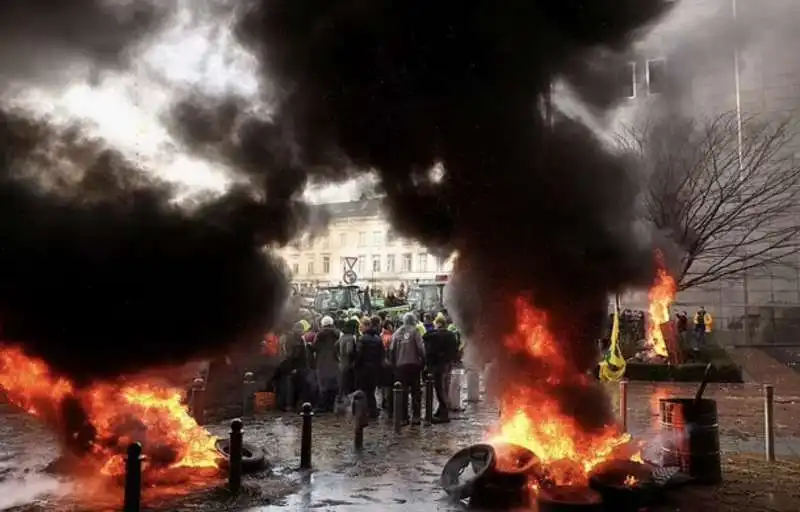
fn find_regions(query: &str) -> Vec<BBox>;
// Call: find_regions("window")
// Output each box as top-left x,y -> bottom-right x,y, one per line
339,232 -> 347,247
358,232 -> 367,247
322,255 -> 331,274
646,59 -> 666,95
307,258 -> 314,275
620,62 -> 636,99
303,237 -> 312,250
373,231 -> 383,247
387,229 -> 397,245
434,255 -> 443,272
418,254 -> 428,273
386,254 -> 396,273
322,235 -> 330,249
339,257 -> 347,272
357,255 -> 366,274
292,262 -> 299,275
402,253 -> 412,273
372,255 -> 381,273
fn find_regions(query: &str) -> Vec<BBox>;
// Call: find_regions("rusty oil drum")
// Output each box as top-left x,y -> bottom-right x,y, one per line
659,398 -> 722,484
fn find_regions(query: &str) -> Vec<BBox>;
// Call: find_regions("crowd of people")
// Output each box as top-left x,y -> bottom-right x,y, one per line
266,310 -> 462,425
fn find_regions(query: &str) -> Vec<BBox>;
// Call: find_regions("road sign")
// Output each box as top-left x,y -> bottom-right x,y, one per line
344,257 -> 358,271
343,270 -> 358,285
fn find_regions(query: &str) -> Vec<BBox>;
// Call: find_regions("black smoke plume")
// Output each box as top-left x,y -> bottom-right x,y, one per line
165,0 -> 675,429
0,0 -> 311,384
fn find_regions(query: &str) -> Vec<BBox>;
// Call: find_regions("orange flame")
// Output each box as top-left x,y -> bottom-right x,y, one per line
491,298 -> 636,488
624,474 -> 638,487
645,266 -> 676,359
0,344 -> 219,479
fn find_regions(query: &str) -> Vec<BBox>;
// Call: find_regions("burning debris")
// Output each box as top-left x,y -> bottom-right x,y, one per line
0,344 -> 220,483
630,258 -> 679,364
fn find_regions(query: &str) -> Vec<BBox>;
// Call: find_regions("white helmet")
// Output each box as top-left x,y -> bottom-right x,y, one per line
321,315 -> 334,327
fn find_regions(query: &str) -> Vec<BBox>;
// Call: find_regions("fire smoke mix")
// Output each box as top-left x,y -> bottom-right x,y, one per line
1,0 -> 672,431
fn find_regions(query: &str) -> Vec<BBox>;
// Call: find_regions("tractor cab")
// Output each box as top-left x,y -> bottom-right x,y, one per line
313,285 -> 364,316
408,274 -> 449,314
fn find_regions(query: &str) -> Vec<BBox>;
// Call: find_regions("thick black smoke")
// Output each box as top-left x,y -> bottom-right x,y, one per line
165,0 -> 675,428
0,1 -> 311,384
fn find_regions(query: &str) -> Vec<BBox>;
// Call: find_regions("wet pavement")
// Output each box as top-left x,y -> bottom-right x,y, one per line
2,376 -> 800,511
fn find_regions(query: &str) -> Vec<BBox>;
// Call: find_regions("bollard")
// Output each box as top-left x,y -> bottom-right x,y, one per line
189,377 -> 206,426
242,372 -> 258,418
449,368 -> 464,412
229,418 -> 244,494
424,373 -> 435,425
352,391 -> 367,451
466,369 -> 480,402
300,402 -> 313,469
393,381 -> 403,433
123,442 -> 142,512
619,379 -> 628,432
764,385 -> 775,462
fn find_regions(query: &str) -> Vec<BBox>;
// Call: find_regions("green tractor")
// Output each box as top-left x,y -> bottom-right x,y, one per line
312,285 -> 365,319
407,275 -> 449,316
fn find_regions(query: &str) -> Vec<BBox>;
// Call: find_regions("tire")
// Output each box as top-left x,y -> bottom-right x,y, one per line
440,443 -> 496,501
215,439 -> 267,473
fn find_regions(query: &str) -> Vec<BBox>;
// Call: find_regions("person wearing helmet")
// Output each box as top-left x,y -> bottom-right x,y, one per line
313,316 -> 340,412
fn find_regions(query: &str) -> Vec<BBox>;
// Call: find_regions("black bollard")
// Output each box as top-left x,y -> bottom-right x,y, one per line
392,381 -> 403,434
242,372 -> 258,418
189,377 -> 206,425
352,391 -> 366,451
229,418 -> 244,494
300,402 -> 313,469
424,373 -> 435,425
123,442 -> 142,512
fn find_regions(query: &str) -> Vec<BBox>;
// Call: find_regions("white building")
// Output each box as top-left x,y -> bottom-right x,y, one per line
279,198 -> 454,289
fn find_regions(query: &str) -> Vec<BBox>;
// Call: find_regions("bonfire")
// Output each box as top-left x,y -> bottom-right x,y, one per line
0,344 -> 221,503
488,298 -> 642,499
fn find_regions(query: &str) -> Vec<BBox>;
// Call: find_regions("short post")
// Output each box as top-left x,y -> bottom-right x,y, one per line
300,402 -> 313,469
424,373 -> 435,424
764,385 -> 775,462
228,419 -> 243,494
242,371 -> 258,418
393,381 -> 403,433
619,379 -> 628,432
189,377 -> 206,425
466,369 -> 481,402
352,391 -> 366,451
123,442 -> 142,512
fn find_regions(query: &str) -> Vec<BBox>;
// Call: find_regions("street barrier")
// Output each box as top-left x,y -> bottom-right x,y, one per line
123,442 -> 142,512
229,419 -> 244,494
300,402 -> 313,469
424,373 -> 435,425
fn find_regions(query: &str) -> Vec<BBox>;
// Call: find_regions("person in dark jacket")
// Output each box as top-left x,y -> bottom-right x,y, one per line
422,313 -> 434,333
423,316 -> 459,422
282,322 -> 311,410
313,316 -> 340,412
355,316 -> 385,418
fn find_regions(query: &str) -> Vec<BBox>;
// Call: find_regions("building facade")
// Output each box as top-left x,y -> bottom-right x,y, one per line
610,0 -> 800,331
279,199 -> 454,289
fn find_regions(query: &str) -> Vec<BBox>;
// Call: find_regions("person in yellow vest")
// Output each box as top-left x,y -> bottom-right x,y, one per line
692,307 -> 713,351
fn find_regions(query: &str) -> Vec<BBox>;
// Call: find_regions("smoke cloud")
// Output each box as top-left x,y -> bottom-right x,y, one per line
162,0 -> 676,428
0,0 -> 308,384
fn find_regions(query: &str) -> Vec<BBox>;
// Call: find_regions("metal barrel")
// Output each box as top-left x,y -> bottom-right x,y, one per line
659,398 -> 722,484
465,369 -> 480,402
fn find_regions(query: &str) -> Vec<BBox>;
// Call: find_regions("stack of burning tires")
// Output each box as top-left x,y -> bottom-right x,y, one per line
441,443 -> 658,511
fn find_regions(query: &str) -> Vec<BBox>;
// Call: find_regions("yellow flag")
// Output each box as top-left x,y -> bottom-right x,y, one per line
599,303 -> 626,381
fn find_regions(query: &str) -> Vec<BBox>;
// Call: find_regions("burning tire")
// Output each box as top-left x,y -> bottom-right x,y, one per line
469,442 -> 543,507
588,459 -> 655,512
214,439 -> 267,473
440,443 -> 496,500
536,485 -> 603,512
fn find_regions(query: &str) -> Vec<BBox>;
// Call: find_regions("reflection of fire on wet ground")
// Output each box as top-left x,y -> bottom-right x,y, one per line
0,344 -> 222,508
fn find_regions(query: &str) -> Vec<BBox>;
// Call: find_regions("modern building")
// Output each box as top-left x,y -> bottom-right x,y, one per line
609,0 -> 800,331
279,198 -> 454,290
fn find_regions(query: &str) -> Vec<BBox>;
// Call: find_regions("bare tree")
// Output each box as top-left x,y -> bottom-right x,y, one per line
622,111 -> 800,290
